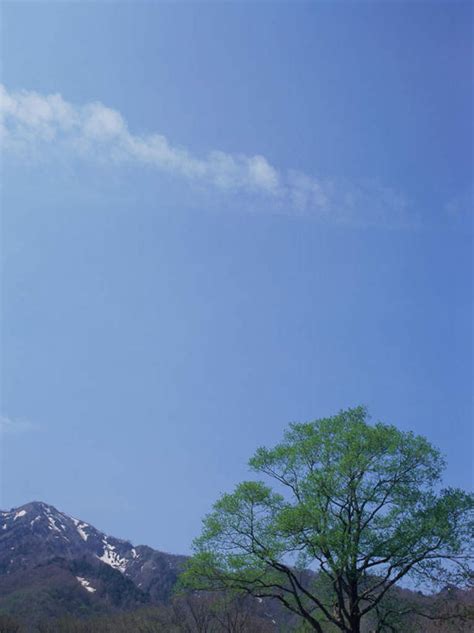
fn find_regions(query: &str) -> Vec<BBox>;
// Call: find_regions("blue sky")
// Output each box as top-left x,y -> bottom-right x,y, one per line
1,1 -> 472,553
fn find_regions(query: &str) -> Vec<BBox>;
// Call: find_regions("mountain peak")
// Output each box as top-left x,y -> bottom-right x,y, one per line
1,500 -> 135,571
0,500 -> 186,618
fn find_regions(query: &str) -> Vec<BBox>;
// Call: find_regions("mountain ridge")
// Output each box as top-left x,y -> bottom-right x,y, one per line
0,500 -> 186,622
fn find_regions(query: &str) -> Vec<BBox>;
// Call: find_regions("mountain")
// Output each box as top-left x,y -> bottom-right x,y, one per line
0,501 -> 186,623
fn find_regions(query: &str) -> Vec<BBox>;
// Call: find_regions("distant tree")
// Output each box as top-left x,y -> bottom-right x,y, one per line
168,591 -> 276,632
181,407 -> 474,633
171,593 -> 219,633
210,593 -> 275,632
0,615 -> 21,633
365,584 -> 474,633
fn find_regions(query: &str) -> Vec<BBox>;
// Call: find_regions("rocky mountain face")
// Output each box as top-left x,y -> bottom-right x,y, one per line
0,501 -> 186,621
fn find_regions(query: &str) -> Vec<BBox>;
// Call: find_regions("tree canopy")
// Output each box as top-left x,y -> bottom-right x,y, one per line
181,407 -> 473,633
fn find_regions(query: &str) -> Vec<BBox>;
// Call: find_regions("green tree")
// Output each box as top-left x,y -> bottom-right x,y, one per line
181,407 -> 473,633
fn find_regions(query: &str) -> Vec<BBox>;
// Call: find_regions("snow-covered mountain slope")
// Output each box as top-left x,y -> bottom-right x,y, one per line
0,501 -> 186,613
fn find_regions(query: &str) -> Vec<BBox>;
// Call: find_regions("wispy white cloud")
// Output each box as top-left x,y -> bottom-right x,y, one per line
0,85 -> 415,227
0,415 -> 35,435
0,85 -> 280,194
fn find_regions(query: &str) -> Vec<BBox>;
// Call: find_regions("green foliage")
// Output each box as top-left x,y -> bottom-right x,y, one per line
182,407 -> 474,632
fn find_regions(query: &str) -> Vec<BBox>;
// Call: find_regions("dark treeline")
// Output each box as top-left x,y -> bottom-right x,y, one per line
1,588 -> 473,633
0,593 -> 278,633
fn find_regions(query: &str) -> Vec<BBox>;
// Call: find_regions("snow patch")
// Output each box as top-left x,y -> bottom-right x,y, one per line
43,506 -> 64,534
76,576 -> 96,593
47,516 -> 62,533
76,523 -> 89,541
13,510 -> 27,520
71,517 -> 90,541
98,539 -> 127,573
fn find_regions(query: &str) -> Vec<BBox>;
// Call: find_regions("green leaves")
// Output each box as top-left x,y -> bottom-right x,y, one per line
183,407 -> 474,632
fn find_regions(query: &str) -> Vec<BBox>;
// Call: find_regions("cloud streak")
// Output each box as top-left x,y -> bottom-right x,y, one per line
0,85 -> 414,227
